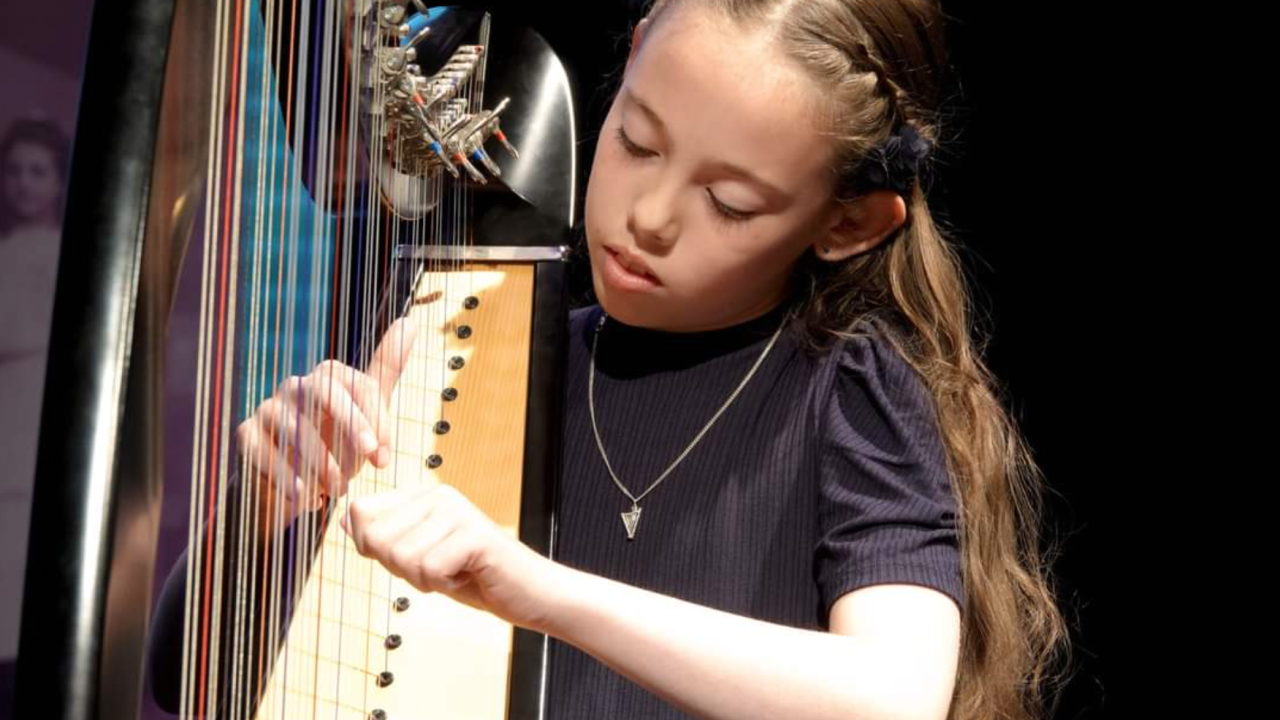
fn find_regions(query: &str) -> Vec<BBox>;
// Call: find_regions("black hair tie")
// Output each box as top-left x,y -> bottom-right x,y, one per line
850,123 -> 933,198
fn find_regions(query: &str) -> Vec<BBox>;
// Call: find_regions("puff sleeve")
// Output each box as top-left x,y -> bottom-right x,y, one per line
814,327 -> 965,617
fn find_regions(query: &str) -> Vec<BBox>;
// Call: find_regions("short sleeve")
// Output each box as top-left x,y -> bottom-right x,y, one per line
814,327 -> 965,617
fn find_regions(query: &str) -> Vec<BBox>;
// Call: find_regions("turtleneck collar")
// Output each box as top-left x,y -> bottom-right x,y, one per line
588,302 -> 793,376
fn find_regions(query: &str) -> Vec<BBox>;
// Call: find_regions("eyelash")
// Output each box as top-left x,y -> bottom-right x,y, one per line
614,126 -> 755,226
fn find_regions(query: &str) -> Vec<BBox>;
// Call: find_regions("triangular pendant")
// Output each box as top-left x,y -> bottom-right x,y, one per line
620,505 -> 642,540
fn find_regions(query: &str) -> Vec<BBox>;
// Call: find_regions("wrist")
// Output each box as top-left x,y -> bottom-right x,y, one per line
526,555 -> 596,638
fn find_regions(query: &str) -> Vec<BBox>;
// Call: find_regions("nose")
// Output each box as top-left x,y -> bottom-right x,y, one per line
628,178 -> 679,250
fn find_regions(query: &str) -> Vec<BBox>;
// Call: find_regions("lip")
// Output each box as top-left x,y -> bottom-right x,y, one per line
605,245 -> 661,282
601,245 -> 662,291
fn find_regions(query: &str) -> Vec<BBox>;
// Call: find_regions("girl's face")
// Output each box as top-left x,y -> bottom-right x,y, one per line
3,140 -> 62,226
584,7 -> 845,332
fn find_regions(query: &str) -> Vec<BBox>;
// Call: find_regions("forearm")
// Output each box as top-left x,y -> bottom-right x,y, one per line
543,565 -> 939,720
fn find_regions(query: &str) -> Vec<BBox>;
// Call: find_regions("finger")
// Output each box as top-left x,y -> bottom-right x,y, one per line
296,369 -> 380,467
237,420 -> 305,504
313,361 -> 392,464
365,315 -> 422,406
325,363 -> 394,458
301,364 -> 378,455
343,484 -> 440,550
256,395 -> 345,497
292,476 -> 325,513
350,486 -> 446,559
237,422 -> 323,523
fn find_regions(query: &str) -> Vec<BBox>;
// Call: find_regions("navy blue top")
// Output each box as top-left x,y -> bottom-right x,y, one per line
545,303 -> 963,718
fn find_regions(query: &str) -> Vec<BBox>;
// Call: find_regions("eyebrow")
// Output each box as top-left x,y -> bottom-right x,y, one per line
623,88 -> 790,204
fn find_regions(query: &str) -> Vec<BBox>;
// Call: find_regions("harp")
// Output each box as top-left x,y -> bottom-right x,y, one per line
14,1 -> 575,718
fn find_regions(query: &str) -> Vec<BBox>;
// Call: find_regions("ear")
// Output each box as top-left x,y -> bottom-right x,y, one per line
813,190 -> 907,262
624,18 -> 651,73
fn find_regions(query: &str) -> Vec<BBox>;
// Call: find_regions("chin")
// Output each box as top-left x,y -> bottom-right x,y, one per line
592,280 -> 659,328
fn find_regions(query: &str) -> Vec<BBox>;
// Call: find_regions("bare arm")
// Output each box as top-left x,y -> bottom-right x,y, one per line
544,566 -> 961,720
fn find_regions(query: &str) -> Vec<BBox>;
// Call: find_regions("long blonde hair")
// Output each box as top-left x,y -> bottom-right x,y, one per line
640,1 -> 1073,718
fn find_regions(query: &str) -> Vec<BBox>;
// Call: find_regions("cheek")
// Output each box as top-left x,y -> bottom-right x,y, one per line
682,224 -> 804,288
584,151 -> 626,242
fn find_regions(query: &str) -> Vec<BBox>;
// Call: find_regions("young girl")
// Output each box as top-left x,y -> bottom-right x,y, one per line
157,1 -> 1068,718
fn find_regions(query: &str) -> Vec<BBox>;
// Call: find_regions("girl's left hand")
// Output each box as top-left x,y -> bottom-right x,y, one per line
341,482 -> 569,634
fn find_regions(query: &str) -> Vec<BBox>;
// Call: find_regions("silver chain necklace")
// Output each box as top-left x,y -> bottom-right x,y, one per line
588,310 -> 786,540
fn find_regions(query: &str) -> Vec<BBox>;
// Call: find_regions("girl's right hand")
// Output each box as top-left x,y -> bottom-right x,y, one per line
234,317 -> 420,529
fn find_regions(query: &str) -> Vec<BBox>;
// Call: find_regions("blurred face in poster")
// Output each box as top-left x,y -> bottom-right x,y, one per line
3,139 -> 62,230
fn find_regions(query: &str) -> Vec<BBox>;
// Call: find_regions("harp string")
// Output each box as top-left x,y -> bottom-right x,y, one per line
283,0 -> 312,705
327,3 -> 372,710
180,0 -> 233,714
232,0 -> 284,714
213,0 -> 260,711
259,0 -> 291,712
298,0 -> 352,710
194,0 -> 251,714
239,0 -> 273,715
245,0 -> 279,715
300,0 -> 331,712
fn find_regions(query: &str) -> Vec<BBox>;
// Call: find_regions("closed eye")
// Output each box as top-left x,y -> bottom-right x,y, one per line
706,189 -> 754,224
615,126 -> 657,159
616,125 -> 756,226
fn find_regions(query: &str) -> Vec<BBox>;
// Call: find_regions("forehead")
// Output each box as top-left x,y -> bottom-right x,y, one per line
625,8 -> 836,194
